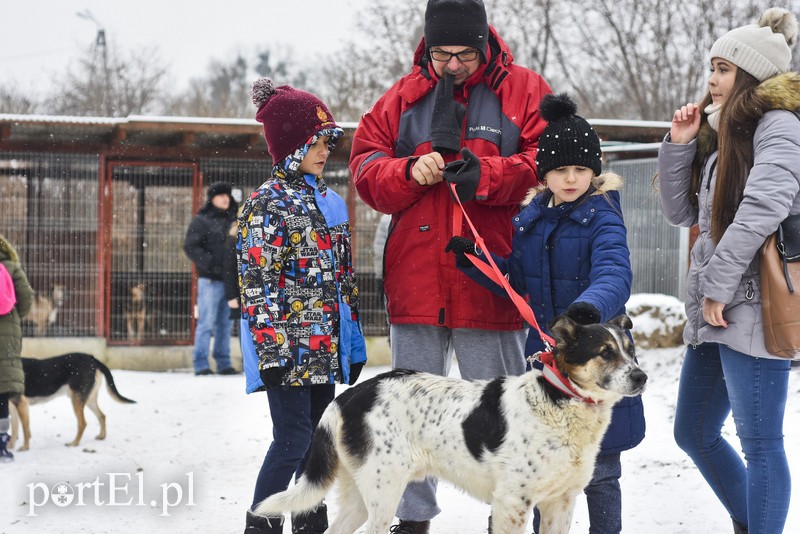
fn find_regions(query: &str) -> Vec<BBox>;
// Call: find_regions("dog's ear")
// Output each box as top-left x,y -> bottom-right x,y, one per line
549,314 -> 578,344
608,314 -> 633,331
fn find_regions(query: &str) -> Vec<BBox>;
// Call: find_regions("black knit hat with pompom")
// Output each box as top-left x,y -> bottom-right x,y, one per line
251,78 -> 339,164
535,93 -> 602,178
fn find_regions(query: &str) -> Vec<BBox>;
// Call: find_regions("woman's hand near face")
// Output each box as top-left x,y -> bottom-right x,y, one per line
670,103 -> 702,144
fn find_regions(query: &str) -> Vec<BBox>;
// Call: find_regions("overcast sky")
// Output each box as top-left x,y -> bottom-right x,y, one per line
0,0 -> 368,94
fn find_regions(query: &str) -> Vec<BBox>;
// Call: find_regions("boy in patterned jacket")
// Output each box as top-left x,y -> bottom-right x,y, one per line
240,79 -> 367,534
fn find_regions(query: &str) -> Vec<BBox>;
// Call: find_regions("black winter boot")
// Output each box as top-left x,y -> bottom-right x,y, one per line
732,519 -> 748,534
389,520 -> 431,534
245,509 -> 284,534
291,503 -> 328,533
0,432 -> 14,463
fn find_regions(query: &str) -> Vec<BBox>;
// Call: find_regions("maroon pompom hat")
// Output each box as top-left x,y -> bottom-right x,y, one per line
251,78 -> 340,164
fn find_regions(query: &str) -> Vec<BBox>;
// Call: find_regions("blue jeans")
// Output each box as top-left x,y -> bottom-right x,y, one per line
251,384 -> 336,509
192,277 -> 232,372
532,453 -> 622,534
673,343 -> 791,534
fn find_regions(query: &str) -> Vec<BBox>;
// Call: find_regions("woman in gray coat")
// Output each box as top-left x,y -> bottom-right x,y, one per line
658,8 -> 800,533
0,234 -> 34,461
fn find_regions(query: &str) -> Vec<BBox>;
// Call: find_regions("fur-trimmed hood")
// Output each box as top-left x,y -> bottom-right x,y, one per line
522,172 -> 623,207
0,233 -> 19,263
697,71 -> 800,159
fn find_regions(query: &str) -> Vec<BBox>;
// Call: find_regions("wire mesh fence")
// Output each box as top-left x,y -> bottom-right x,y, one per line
0,152 -> 100,338
0,149 -> 679,345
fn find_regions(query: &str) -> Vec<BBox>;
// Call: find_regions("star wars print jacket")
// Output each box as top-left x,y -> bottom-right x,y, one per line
238,170 -> 367,392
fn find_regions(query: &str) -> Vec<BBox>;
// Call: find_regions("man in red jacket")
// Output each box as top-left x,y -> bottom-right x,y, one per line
349,1 -> 551,532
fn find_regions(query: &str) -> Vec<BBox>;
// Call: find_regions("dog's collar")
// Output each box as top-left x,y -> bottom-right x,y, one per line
529,351 -> 599,404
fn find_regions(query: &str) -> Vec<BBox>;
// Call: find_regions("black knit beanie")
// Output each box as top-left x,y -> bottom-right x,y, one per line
207,181 -> 232,201
424,0 -> 489,61
535,93 -> 602,178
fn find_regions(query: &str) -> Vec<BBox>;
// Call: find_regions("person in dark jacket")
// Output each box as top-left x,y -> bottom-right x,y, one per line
183,181 -> 239,375
223,219 -> 241,321
349,1 -> 551,530
448,94 -> 645,534
0,233 -> 35,462
240,79 -> 367,534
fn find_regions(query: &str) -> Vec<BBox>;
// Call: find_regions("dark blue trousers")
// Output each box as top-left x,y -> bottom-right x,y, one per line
251,384 -> 336,510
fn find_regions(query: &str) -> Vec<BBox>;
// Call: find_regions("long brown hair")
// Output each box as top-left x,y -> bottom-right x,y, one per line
709,68 -> 762,242
688,92 -> 715,209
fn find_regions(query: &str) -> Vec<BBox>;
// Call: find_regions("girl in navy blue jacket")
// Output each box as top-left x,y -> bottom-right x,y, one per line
447,93 -> 645,534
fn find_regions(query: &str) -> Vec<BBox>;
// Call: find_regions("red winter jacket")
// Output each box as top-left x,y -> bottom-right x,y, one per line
350,27 -> 552,330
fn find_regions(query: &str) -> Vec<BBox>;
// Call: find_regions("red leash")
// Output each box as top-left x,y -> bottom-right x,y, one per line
449,184 -> 596,403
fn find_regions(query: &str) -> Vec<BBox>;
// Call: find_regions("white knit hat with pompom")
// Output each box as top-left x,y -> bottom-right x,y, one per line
709,7 -> 798,81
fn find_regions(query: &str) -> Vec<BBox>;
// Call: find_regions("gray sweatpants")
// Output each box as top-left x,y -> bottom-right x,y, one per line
390,323 -> 527,522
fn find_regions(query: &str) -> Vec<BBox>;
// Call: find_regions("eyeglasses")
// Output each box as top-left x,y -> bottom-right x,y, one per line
429,48 -> 479,63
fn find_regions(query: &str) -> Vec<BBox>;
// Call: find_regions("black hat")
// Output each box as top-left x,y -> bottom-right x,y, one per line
206,181 -> 232,201
424,0 -> 489,61
535,93 -> 602,178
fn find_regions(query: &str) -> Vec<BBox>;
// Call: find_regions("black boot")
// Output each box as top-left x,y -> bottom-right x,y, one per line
732,519 -> 748,534
389,520 -> 431,534
245,509 -> 284,534
0,432 -> 14,463
291,503 -> 328,533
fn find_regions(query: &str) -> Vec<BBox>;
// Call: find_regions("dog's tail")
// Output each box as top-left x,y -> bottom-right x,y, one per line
254,405 -> 340,517
94,360 -> 137,404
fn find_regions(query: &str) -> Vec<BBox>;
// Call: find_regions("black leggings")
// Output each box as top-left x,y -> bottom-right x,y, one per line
0,393 -> 8,419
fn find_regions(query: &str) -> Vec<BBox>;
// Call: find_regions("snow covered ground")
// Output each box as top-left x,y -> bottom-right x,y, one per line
4,324 -> 800,533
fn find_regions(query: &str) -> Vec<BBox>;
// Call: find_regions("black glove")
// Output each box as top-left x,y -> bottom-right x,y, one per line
348,362 -> 364,386
444,147 -> 481,202
565,302 -> 601,325
229,305 -> 241,320
260,365 -> 289,389
445,236 -> 480,268
430,72 -> 466,154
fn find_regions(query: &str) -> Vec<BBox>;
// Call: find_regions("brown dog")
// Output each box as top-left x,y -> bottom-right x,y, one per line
9,353 -> 136,451
26,285 -> 65,336
124,282 -> 147,341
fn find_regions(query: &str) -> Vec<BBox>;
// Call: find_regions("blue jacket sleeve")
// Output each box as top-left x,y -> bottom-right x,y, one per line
576,210 -> 633,322
456,249 -> 524,298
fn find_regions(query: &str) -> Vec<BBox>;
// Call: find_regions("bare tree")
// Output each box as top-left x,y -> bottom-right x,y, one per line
50,39 -> 168,117
168,55 -> 253,118
488,0 -> 564,76
314,0 -> 423,121
0,84 -> 41,114
315,47 -> 385,122
553,0 -> 799,119
254,46 -> 309,87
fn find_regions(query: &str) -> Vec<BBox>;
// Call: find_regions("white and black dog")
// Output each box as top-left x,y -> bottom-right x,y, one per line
255,313 -> 646,534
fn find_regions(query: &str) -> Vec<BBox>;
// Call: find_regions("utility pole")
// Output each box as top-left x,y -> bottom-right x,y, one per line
76,9 -> 109,116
